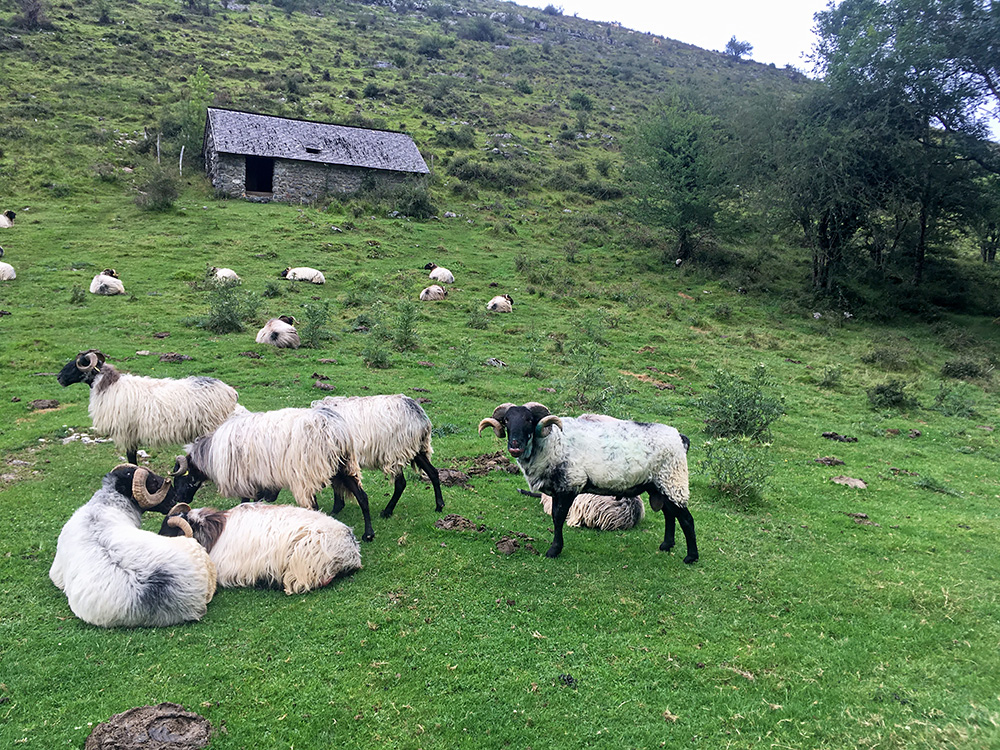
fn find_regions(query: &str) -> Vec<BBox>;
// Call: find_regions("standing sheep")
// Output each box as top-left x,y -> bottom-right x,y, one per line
56,349 -> 241,465
170,405 -> 376,542
479,402 -> 696,561
486,294 -> 513,313
281,267 -> 326,284
0,247 -> 14,281
0,210 -> 14,228
420,285 -> 447,301
49,464 -> 217,628
311,394 -> 445,518
424,262 -> 455,284
90,268 -> 125,295
159,502 -> 362,595
256,315 -> 300,349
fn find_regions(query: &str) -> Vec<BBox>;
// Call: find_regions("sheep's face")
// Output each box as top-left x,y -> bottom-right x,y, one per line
107,464 -> 179,515
479,402 -> 563,462
169,455 -> 208,505
56,350 -> 106,388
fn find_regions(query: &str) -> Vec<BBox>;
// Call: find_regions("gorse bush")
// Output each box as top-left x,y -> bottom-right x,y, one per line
198,285 -> 261,334
931,382 -> 980,418
299,302 -> 332,349
697,365 -> 785,440
392,301 -> 419,351
699,437 -> 773,507
941,357 -> 990,380
867,379 -> 918,411
134,163 -> 180,211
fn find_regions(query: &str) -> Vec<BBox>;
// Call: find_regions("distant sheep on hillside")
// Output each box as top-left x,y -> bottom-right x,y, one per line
420,285 -> 447,301
90,269 -> 125,295
281,267 -> 325,284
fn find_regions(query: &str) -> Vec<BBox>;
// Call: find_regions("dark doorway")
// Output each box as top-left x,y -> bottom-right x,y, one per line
245,156 -> 274,194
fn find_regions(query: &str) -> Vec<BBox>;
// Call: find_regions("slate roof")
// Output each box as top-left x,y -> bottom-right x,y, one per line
205,108 -> 429,174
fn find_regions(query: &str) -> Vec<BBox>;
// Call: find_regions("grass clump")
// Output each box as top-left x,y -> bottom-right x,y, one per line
697,365 -> 785,440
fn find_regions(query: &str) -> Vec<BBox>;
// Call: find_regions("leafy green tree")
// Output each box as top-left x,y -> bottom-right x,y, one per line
723,36 -> 752,59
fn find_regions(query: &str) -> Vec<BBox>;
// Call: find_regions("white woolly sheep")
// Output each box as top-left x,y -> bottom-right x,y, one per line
256,315 -> 300,349
420,284 -> 447,301
424,262 -> 454,284
56,349 -> 241,465
479,402 -> 696,561
486,294 -> 513,313
49,464 -> 217,628
311,394 -> 445,518
532,490 -> 644,530
159,502 -> 361,595
90,268 -> 125,295
210,266 -> 241,284
0,210 -> 14,228
281,266 -> 326,284
170,405 -> 376,541
0,246 -> 14,281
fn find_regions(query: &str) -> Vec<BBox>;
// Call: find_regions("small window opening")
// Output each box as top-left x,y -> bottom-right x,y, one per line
305,146 -> 322,154
245,155 -> 274,194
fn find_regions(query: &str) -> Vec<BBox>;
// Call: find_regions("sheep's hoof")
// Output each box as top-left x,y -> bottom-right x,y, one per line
435,502 -> 445,512
659,540 -> 675,552
362,531 -> 375,542
379,508 -> 394,519
683,553 -> 698,564
544,544 -> 562,558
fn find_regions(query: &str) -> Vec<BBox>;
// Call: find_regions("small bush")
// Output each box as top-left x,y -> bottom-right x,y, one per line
465,303 -> 490,330
697,365 -> 785,440
861,346 -> 910,372
135,164 -> 180,212
559,343 -> 630,414
262,281 -> 283,299
440,342 -> 477,384
866,379 -> 918,411
299,302 -> 332,349
699,437 -> 772,507
941,358 -> 989,380
913,476 -> 963,497
392,301 -> 419,351
931,382 -> 980,418
361,338 -> 392,369
818,368 -> 843,389
69,285 -> 87,305
199,285 -> 261,334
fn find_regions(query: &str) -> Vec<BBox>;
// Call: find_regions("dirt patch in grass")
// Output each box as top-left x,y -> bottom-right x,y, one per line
84,702 -> 211,749
434,514 -> 485,532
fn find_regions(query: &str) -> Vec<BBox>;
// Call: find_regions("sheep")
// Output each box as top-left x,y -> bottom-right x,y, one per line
56,349 -> 241,465
49,464 -> 217,628
169,405 -> 376,542
255,315 -> 300,349
486,294 -> 513,313
90,268 -> 125,295
529,490 -> 645,531
0,210 -> 14,228
0,246 -> 14,281
424,262 -> 454,284
311,394 -> 445,519
419,284 -> 447,301
479,402 -> 697,561
159,502 -> 361,595
281,266 -> 326,284
210,266 -> 241,284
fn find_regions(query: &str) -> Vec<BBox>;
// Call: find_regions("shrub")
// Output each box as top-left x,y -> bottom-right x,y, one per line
861,346 -> 911,372
69,285 -> 87,305
542,4 -> 562,16
392,301 -> 419,351
568,92 -> 593,111
457,18 -> 499,42
559,343 -> 630,414
941,358 -> 989,380
465,303 -> 490,330
817,368 -> 843,389
299,302 -> 332,349
262,281 -> 283,299
135,164 -> 180,212
699,437 -> 772,507
931,382 -> 980,418
697,365 -> 785,440
361,339 -> 392,369
514,79 -> 533,95
866,379 -> 918,411
436,126 -> 476,149
199,285 -> 261,334
440,342 -> 477,384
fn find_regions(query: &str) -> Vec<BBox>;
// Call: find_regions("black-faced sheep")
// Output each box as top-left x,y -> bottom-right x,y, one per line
255,315 -> 300,349
90,268 -> 125,295
486,294 -> 513,313
479,402 -> 697,561
311,394 -> 445,518
0,247 -> 14,281
56,349 -> 241,465
424,262 -> 454,284
420,284 -> 447,301
49,464 -> 217,628
281,266 -> 326,284
159,502 -> 361,595
0,210 -> 14,228
169,405 -> 376,541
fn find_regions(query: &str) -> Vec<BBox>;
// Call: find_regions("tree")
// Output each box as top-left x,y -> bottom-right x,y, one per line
724,36 -> 753,59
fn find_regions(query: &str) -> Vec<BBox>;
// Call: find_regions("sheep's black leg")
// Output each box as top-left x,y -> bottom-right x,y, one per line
339,473 -> 374,542
255,488 -> 280,503
657,494 -> 677,552
332,486 -> 346,515
380,473 -> 407,519
126,448 -> 138,465
675,506 -> 698,564
414,451 -> 445,512
545,493 -> 575,558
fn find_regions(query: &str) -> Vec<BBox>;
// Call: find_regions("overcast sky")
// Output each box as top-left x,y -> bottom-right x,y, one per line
516,0 -> 834,73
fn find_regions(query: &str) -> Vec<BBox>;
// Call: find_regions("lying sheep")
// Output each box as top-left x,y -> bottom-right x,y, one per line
210,266 -> 241,284
170,405 -> 376,541
486,294 -> 513,313
49,464 -> 216,627
420,284 -> 447,301
256,315 -> 300,349
479,402 -> 696,561
159,502 -> 361,595
0,247 -> 14,281
311,394 -> 445,518
424,262 -> 454,284
90,268 -> 125,295
56,349 -> 241,465
528,490 -> 645,530
281,266 -> 326,284
0,210 -> 14,228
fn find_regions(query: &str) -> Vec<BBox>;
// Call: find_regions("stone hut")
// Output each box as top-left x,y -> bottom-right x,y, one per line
203,107 -> 430,203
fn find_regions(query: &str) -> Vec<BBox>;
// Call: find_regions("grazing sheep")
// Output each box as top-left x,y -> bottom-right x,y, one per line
530,490 -> 645,530
159,502 -> 361,595
56,349 -> 241,465
281,266 -> 326,284
420,284 -> 447,301
210,266 -> 241,284
255,315 -> 300,349
486,294 -> 513,313
49,464 -> 216,628
90,268 -> 125,295
170,405 -> 376,542
0,210 -> 14,228
0,247 -> 14,281
311,394 -> 445,518
424,262 -> 454,284
479,402 -> 696,561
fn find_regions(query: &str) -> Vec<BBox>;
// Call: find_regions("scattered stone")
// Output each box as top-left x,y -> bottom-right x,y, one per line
538,386 -> 556,393
29,399 -> 59,410
434,514 -> 484,532
485,358 -> 507,367
815,456 -> 844,466
977,425 -> 994,431
312,372 -> 329,380
908,429 -> 921,438
159,353 -> 191,363
822,432 -> 858,443
136,350 -> 151,356
314,381 -> 336,391
84,702 -> 211,750
831,476 -> 867,489
11,397 -> 20,402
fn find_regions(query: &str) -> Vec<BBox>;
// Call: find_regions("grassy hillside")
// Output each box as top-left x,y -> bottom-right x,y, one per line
2,1 -> 1000,749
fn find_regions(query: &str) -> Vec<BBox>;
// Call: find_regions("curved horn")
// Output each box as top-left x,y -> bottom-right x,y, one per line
132,467 -> 171,509
76,350 -> 101,372
168,502 -> 192,516
491,403 -> 516,422
167,515 -> 194,538
171,455 -> 190,477
523,402 -> 551,417
478,417 -> 505,438
536,414 -> 563,437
